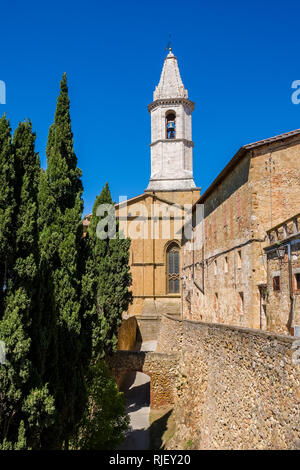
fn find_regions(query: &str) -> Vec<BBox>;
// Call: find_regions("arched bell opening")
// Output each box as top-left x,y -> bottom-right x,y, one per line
165,111 -> 176,139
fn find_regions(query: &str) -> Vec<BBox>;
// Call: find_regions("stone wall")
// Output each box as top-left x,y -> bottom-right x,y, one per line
108,350 -> 178,409
136,316 -> 161,342
157,314 -> 300,450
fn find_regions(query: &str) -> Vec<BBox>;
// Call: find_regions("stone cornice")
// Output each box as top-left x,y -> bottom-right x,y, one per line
148,97 -> 195,113
150,138 -> 194,148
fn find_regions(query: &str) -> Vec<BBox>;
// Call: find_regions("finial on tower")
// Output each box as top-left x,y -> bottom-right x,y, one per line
165,34 -> 172,53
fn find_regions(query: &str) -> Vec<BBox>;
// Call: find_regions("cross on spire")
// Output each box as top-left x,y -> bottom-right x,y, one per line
166,34 -> 172,52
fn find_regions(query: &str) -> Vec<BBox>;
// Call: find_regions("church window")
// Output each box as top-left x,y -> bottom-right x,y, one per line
166,112 -> 176,139
167,243 -> 180,293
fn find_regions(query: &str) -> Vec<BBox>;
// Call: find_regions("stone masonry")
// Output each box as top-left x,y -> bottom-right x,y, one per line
107,350 -> 178,409
156,313 -> 300,450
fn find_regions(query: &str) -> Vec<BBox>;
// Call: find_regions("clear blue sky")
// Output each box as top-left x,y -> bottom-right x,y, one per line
1,0 -> 300,214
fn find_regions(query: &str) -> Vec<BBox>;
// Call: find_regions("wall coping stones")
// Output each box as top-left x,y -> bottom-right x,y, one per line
162,313 -> 295,344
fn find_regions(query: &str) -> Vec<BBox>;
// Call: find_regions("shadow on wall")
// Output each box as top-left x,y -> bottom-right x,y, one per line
118,316 -> 138,351
149,408 -> 174,450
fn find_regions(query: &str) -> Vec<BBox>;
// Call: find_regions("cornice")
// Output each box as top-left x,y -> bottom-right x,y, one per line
148,97 -> 195,113
150,138 -> 194,148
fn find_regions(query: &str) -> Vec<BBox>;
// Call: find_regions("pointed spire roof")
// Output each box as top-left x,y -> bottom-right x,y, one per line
153,49 -> 188,100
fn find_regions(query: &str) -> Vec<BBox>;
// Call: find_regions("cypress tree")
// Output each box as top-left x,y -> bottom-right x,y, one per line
0,115 -> 15,313
0,120 -> 55,449
83,182 -> 132,358
38,73 -> 86,448
73,183 -> 131,449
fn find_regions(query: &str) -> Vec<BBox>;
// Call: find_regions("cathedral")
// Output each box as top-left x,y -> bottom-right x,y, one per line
115,48 -> 200,318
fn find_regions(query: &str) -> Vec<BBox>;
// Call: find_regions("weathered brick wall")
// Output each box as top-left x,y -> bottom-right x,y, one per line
182,136 -> 300,332
182,152 -> 256,327
156,314 -> 300,450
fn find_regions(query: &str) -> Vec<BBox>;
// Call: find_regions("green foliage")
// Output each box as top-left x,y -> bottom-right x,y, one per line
22,386 -> 55,449
0,115 -> 15,313
0,77 -> 132,450
0,119 -> 55,449
83,182 -> 132,358
71,361 -> 129,450
78,183 -> 132,449
38,73 -> 86,448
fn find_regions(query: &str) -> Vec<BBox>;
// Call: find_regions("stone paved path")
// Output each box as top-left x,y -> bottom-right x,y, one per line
118,341 -> 157,450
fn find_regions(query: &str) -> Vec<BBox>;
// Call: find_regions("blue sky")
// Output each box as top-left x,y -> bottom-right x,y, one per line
1,0 -> 300,214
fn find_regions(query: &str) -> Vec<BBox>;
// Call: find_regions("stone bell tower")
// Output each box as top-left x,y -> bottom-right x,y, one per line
146,48 -> 196,191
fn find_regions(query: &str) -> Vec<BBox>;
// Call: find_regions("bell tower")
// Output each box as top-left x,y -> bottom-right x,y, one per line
146,48 -> 196,191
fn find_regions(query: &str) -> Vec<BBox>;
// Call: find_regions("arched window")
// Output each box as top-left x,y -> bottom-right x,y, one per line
167,243 -> 180,293
166,111 -> 176,139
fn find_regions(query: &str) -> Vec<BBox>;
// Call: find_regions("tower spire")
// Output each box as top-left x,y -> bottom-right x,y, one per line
153,48 -> 188,101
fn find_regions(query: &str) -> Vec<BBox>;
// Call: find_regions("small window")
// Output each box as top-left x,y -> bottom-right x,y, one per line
224,256 -> 228,273
273,276 -> 280,291
295,273 -> 300,291
237,250 -> 242,269
214,293 -> 219,311
214,260 -> 217,276
239,292 -> 244,314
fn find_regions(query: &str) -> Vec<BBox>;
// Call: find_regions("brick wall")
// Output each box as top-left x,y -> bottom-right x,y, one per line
182,136 -> 300,332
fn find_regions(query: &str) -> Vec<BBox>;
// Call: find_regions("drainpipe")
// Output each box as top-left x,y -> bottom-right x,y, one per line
287,242 -> 295,334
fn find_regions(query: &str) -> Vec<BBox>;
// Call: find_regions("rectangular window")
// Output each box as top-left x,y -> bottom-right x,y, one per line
214,293 -> 219,311
239,292 -> 244,314
295,273 -> 300,291
273,276 -> 280,291
224,256 -> 228,273
214,260 -> 217,276
237,250 -> 242,269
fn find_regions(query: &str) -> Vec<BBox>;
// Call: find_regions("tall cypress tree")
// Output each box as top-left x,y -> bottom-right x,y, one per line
83,182 -> 132,358
0,115 -> 15,313
0,120 -> 55,449
38,74 -> 86,448
72,183 -> 131,449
